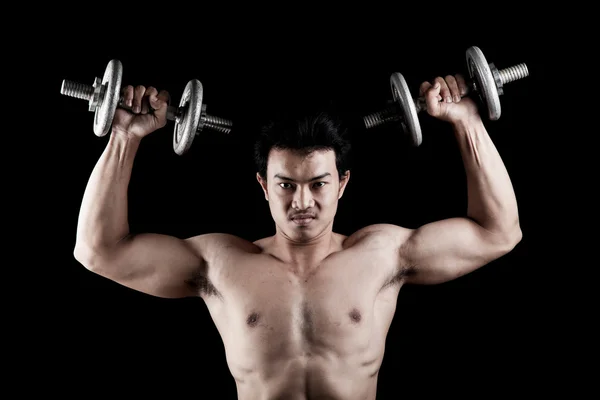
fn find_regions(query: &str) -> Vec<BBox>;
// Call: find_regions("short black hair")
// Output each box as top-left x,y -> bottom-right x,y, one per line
254,108 -> 352,180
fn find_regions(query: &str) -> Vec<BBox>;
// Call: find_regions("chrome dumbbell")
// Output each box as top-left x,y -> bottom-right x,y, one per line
60,59 -> 233,155
363,46 -> 529,146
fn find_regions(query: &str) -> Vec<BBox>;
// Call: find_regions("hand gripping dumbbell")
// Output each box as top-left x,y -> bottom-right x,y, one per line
363,46 -> 529,146
60,59 -> 233,156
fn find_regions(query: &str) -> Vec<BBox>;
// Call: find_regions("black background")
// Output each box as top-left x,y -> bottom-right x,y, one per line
26,12 -> 569,399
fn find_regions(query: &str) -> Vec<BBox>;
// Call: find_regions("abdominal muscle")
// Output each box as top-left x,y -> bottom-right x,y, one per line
230,347 -> 382,400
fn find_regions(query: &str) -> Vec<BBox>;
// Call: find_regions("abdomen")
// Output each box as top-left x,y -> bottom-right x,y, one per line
233,353 -> 380,400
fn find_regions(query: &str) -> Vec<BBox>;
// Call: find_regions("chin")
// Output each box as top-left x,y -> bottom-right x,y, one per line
285,222 -> 315,237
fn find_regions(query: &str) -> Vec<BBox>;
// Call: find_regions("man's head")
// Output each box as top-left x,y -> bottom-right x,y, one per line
254,109 -> 352,242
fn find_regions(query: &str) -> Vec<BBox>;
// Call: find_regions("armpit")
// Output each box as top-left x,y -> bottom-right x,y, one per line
380,264 -> 414,291
186,269 -> 222,299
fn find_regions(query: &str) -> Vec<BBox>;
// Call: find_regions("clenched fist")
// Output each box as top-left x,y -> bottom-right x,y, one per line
419,74 -> 480,124
112,85 -> 171,139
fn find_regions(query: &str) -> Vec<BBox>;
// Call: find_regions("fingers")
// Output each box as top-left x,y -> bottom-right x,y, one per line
120,84 -> 147,113
151,89 -> 170,129
142,86 -> 158,114
120,85 -> 170,116
419,80 -> 442,103
132,85 -> 146,114
154,89 -> 170,111
419,81 -> 431,96
444,75 -> 461,103
436,76 -> 452,104
455,73 -> 469,96
421,77 -> 446,112
122,85 -> 134,108
420,74 -> 468,104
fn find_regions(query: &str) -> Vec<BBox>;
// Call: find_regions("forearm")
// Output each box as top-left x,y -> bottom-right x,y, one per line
453,116 -> 520,238
75,129 -> 141,252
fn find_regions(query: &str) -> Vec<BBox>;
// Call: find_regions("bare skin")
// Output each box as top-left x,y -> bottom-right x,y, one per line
74,75 -> 522,399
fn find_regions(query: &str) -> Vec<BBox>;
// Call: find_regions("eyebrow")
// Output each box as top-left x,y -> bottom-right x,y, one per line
273,173 -> 331,182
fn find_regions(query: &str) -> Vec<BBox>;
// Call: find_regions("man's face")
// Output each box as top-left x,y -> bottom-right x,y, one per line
257,148 -> 350,242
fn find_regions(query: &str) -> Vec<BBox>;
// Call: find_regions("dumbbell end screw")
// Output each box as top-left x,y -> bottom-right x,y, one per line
363,105 -> 401,129
199,113 -> 233,135
61,79 -> 95,102
500,63 -> 529,84
495,62 -> 529,92
61,78 -> 104,112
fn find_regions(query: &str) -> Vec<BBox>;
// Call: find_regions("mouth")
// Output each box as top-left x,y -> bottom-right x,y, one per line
291,215 -> 315,226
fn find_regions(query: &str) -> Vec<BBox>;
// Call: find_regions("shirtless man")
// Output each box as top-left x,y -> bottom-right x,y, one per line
73,73 -> 522,399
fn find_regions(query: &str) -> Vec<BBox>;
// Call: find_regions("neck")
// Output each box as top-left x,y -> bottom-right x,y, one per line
272,221 -> 338,274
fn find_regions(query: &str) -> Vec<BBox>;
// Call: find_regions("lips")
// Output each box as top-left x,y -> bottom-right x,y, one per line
291,214 -> 315,220
291,214 -> 315,226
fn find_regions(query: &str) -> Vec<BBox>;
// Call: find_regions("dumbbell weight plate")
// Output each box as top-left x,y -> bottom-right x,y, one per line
466,46 -> 501,120
390,72 -> 422,146
173,79 -> 203,156
94,59 -> 123,137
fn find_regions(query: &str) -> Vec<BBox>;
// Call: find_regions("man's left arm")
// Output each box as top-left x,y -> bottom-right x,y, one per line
399,113 -> 522,285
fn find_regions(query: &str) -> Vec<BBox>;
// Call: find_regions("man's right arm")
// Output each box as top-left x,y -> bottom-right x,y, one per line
73,86 -> 204,299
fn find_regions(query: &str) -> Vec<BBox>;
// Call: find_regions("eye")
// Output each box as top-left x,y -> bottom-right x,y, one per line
279,183 -> 293,189
313,182 -> 326,188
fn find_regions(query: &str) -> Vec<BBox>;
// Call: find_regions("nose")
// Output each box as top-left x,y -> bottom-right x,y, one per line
292,186 -> 315,210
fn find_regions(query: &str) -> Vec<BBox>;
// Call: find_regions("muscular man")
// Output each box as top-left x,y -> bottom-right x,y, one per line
74,73 -> 522,399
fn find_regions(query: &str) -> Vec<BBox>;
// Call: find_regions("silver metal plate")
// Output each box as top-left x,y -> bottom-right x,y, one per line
466,46 -> 501,120
390,72 -> 422,146
94,59 -> 122,137
173,79 -> 203,155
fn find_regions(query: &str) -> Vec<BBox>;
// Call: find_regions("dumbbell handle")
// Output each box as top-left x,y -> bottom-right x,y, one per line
413,84 -> 474,113
115,98 -> 180,121
364,83 -> 475,129
364,89 -> 472,129
114,96 -> 233,134
367,80 -> 478,127
61,79 -> 233,134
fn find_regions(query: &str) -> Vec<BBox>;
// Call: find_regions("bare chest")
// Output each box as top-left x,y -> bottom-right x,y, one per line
206,256 -> 401,361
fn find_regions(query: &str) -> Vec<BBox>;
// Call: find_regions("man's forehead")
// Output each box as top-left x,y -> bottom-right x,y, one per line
268,149 -> 335,176
268,148 -> 334,163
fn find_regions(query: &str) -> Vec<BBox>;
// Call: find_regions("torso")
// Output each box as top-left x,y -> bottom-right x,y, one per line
196,229 -> 406,400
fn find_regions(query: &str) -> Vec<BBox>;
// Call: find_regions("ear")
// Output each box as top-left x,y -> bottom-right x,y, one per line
256,172 -> 269,201
338,170 -> 350,199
